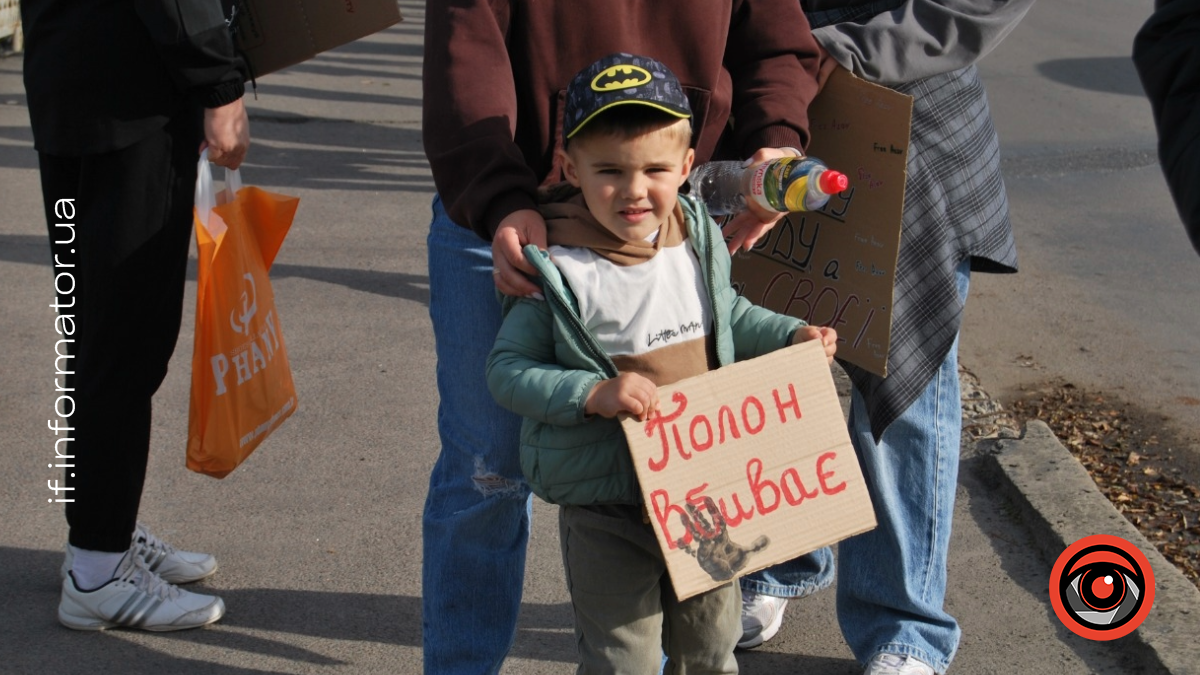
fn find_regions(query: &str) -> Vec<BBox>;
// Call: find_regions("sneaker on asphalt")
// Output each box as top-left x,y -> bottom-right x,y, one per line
864,653 -> 936,675
61,522 -> 218,585
58,552 -> 225,632
737,589 -> 788,649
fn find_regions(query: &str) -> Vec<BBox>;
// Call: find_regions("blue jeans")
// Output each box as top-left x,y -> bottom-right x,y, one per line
742,260 -> 970,674
422,196 -> 533,674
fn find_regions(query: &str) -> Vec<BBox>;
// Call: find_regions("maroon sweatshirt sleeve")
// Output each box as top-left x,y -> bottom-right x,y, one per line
421,0 -> 538,240
726,0 -> 822,154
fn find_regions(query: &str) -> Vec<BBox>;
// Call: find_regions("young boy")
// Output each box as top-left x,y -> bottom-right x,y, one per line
486,53 -> 837,673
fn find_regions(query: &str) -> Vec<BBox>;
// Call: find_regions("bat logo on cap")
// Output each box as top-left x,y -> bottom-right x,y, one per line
591,64 -> 653,92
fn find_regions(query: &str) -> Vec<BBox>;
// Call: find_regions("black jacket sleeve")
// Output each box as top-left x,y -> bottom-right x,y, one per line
135,0 -> 247,108
1133,0 -> 1200,254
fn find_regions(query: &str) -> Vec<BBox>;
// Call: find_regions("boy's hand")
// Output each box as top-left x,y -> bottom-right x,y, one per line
492,209 -> 548,298
793,325 -> 838,364
585,372 -> 660,421
722,147 -> 803,254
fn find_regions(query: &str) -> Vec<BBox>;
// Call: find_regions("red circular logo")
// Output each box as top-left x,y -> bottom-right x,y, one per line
1049,534 -> 1155,640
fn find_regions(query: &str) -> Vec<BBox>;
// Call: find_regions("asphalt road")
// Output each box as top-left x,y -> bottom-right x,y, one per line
962,0 -> 1200,482
2,0 -> 1197,673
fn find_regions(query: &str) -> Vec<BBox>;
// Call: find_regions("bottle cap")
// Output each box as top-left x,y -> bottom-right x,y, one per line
819,170 -> 849,195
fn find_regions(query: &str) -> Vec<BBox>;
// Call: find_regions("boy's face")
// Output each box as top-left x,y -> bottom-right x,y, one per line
559,128 -> 695,243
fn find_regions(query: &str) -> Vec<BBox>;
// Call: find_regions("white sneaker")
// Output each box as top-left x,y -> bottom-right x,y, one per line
864,653 -> 936,675
58,551 -> 225,631
62,523 -> 218,584
737,590 -> 788,649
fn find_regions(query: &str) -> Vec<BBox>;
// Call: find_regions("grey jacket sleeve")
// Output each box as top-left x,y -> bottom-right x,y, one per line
812,0 -> 1037,86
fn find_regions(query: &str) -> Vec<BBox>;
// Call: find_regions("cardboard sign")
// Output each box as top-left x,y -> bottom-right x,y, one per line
231,0 -> 403,78
621,341 -> 875,601
730,68 -> 913,376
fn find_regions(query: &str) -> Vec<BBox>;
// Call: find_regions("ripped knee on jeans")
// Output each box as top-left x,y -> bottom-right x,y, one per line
471,456 -> 524,497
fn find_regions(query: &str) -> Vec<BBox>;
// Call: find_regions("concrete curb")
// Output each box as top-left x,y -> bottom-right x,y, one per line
981,420 -> 1200,675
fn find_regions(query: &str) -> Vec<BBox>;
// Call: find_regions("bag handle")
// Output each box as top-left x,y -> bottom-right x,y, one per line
194,149 -> 244,236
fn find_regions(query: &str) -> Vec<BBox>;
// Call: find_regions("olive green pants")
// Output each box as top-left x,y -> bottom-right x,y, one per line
559,505 -> 740,674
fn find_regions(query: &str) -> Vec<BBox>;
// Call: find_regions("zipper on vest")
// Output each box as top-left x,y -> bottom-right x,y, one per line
692,199 -> 725,365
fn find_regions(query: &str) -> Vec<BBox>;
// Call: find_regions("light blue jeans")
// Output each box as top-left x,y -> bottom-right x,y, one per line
742,261 -> 970,674
422,196 -> 533,674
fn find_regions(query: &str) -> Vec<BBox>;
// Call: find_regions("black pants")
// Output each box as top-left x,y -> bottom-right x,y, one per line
39,113 -> 202,552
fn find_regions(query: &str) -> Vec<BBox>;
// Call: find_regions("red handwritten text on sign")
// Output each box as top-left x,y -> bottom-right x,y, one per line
643,386 -> 802,472
637,383 -> 847,550
649,452 -> 847,551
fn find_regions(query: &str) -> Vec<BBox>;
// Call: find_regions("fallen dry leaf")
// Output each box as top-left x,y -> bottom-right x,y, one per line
1003,381 -> 1200,591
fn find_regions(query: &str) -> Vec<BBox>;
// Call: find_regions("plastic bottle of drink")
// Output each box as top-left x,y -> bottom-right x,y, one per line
688,156 -> 849,216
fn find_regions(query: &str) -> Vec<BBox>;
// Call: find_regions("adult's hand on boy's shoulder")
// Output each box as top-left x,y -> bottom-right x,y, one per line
492,209 -> 548,298
721,147 -> 801,254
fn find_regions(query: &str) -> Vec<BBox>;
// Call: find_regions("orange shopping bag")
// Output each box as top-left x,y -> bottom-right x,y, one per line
187,151 -> 300,478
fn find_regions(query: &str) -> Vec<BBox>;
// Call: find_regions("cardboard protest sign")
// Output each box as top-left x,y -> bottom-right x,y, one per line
231,0 -> 403,77
621,341 -> 875,601
730,68 -> 913,376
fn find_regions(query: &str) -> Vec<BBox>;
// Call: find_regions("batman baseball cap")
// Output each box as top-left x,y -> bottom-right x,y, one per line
564,53 -> 692,141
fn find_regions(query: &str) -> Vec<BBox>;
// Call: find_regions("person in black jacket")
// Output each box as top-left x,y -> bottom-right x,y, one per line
21,0 -> 250,631
1133,0 -> 1200,255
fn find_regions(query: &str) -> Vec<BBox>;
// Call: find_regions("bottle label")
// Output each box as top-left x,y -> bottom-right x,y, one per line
748,157 -> 821,213
782,174 -> 813,212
